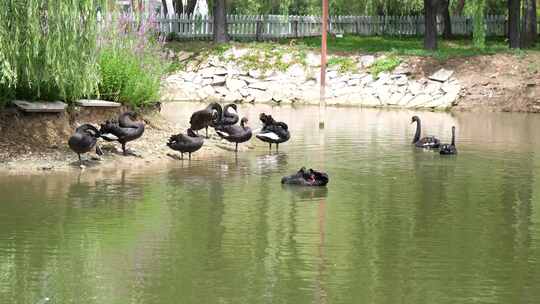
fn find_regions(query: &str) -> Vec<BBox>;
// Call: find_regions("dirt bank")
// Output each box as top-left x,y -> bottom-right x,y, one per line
0,105 -> 237,174
404,52 -> 540,112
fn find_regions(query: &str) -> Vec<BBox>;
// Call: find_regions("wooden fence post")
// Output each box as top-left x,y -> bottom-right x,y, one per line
293,20 -> 299,38
256,19 -> 263,41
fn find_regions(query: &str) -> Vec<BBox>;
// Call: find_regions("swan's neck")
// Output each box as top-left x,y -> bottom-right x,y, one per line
211,104 -> 222,119
451,128 -> 455,146
225,106 -> 236,116
413,120 -> 421,143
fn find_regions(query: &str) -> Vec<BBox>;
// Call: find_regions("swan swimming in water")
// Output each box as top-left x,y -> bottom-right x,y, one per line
215,117 -> 252,152
167,128 -> 204,160
440,126 -> 458,155
411,115 -> 440,149
256,113 -> 290,150
99,112 -> 145,156
281,167 -> 329,186
190,103 -> 222,138
68,124 -> 103,165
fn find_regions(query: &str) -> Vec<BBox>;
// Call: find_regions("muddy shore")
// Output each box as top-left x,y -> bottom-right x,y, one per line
0,104 -> 251,175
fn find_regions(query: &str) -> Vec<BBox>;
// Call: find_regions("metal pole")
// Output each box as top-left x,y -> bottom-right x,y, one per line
319,0 -> 328,129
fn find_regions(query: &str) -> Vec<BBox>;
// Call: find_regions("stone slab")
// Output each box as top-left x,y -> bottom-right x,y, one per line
429,68 -> 454,82
75,99 -> 121,107
13,100 -> 67,113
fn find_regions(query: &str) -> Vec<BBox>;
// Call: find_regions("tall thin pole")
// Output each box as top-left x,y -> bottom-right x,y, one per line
319,0 -> 328,129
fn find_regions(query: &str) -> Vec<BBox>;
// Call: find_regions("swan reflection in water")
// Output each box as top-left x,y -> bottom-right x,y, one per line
282,185 -> 329,201
255,152 -> 289,173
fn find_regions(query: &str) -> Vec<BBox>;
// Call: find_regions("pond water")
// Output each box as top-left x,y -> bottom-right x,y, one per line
1,104 -> 540,304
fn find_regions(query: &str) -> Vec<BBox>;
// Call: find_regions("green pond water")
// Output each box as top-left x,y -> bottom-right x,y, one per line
1,104 -> 540,304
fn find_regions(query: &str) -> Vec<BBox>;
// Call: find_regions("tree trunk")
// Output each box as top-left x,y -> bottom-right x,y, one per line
173,0 -> 196,15
440,0 -> 452,39
520,0 -> 537,47
508,0 -> 521,48
186,0 -> 197,15
161,0 -> 168,15
424,0 -> 438,50
524,0 -> 537,46
213,0 -> 229,43
455,0 -> 466,15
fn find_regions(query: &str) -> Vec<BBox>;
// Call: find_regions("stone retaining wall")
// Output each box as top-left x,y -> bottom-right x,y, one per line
161,50 -> 461,110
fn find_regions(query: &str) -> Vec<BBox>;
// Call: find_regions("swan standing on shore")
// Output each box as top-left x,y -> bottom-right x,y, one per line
190,103 -> 222,138
68,124 -> 103,165
99,112 -> 145,156
167,128 -> 204,160
215,117 -> 252,152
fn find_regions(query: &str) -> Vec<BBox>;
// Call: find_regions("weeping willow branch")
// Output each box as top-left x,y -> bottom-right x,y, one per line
472,0 -> 486,48
0,0 -> 104,103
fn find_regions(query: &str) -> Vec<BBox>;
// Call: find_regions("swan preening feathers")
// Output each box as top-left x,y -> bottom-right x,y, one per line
190,102 -> 222,138
256,113 -> 290,150
99,112 -> 145,156
167,128 -> 204,160
68,124 -> 103,165
282,167 -> 329,187
67,106 -> 457,185
215,117 -> 252,152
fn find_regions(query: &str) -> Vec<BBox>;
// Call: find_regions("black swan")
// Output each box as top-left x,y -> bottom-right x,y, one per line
100,111 -> 145,156
167,128 -> 204,160
281,167 -> 329,186
215,117 -> 252,152
411,116 -> 440,149
213,103 -> 239,126
190,102 -> 223,138
68,124 -> 103,165
256,113 -> 290,150
440,126 -> 458,155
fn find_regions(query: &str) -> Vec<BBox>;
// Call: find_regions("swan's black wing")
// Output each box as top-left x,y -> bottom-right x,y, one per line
415,136 -> 440,149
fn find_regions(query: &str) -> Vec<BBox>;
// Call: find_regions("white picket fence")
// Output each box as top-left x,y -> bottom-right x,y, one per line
157,14 -> 512,40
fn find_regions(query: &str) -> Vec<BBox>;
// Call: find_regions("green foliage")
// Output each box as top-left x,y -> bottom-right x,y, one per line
97,36 -> 169,108
228,0 -> 426,15
294,35 -> 522,60
369,55 -> 401,77
472,0 -> 486,49
0,0 -> 103,105
193,42 -> 309,73
328,57 -> 356,73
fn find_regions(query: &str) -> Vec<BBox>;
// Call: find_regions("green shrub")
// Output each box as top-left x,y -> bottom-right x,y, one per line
98,45 -> 167,107
370,55 -> 402,77
96,14 -> 170,107
328,57 -> 356,73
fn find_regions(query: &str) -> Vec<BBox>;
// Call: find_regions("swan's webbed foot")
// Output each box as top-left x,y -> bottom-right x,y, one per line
123,148 -> 141,157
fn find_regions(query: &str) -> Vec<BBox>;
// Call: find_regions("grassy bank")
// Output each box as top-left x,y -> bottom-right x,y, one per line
166,35 -> 540,62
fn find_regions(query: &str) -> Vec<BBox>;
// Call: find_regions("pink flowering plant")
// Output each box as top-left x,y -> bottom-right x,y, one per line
96,7 -> 171,107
